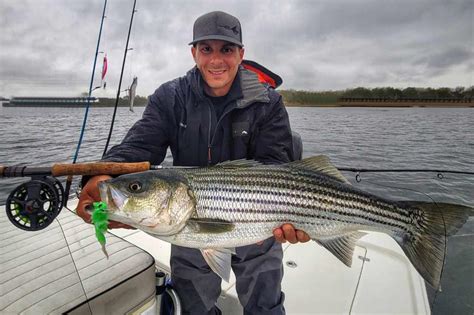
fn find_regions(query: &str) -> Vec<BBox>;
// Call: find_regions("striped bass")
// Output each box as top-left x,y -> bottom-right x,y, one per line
98,156 -> 471,289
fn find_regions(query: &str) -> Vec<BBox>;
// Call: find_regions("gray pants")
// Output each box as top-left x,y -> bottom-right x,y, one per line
170,237 -> 285,315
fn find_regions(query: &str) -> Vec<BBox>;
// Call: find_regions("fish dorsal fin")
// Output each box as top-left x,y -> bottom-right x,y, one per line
213,159 -> 263,168
188,218 -> 235,233
315,231 -> 367,267
289,155 -> 351,184
200,248 -> 234,282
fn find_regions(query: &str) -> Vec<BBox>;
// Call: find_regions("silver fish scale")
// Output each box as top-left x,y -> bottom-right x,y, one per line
167,218 -> 347,248
166,221 -> 277,248
181,166 -> 412,237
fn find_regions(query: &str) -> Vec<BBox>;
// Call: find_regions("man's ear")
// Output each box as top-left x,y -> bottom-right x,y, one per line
191,46 -> 197,63
239,47 -> 245,63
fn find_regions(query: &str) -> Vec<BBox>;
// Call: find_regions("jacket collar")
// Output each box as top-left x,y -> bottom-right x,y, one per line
237,66 -> 270,108
188,65 -> 270,108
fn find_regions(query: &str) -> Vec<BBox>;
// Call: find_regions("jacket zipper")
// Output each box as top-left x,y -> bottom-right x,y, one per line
207,101 -> 237,165
207,101 -> 213,165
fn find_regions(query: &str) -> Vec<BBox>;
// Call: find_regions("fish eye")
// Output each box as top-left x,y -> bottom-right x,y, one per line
128,181 -> 142,192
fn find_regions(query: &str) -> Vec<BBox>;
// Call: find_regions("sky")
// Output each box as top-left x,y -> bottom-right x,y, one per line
0,0 -> 472,98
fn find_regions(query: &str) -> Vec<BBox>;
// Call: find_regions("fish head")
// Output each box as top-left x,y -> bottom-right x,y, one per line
98,170 -> 195,235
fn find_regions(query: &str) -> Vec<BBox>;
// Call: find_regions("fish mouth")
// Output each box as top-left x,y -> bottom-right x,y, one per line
98,181 -> 109,204
98,182 -> 129,211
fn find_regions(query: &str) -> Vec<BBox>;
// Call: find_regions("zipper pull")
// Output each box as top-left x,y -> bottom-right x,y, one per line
208,146 -> 212,165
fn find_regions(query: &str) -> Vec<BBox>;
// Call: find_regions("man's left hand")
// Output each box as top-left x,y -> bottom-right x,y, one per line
273,224 -> 311,244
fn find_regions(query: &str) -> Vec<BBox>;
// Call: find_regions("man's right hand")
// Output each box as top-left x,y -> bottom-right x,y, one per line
76,175 -> 135,229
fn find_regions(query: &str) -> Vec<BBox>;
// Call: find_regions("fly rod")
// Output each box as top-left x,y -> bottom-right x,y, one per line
102,0 -> 138,157
64,0 -> 108,207
338,167 -> 474,175
1,160 -> 473,232
2,162 -> 473,178
72,0 -> 108,164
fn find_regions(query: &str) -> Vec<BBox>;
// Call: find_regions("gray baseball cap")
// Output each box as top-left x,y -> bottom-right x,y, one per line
189,11 -> 243,47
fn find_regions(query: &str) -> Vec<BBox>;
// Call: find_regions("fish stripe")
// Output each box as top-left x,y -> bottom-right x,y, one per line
195,198 -> 409,232
187,169 -> 411,231
189,168 -> 411,217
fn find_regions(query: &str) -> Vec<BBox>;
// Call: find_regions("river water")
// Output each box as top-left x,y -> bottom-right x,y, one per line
0,105 -> 473,314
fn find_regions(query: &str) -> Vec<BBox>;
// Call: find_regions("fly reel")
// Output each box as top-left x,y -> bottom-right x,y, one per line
6,177 -> 64,231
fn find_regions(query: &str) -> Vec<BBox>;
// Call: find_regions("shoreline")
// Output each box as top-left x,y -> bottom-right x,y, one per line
284,104 -> 474,108
285,98 -> 473,108
1,103 -> 139,108
2,100 -> 472,108
3,104 -> 473,108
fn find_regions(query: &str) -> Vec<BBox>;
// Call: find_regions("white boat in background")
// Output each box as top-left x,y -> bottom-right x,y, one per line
0,199 -> 430,314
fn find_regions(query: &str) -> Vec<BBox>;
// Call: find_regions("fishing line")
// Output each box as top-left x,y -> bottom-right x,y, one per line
348,246 -> 367,314
127,14 -> 137,87
55,210 -> 94,315
350,172 -> 447,307
125,26 -> 137,112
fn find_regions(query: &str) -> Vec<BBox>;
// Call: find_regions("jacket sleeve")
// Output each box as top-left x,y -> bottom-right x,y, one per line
253,90 -> 294,164
102,87 -> 172,165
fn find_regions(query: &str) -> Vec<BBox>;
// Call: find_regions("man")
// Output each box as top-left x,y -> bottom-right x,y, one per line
77,11 -> 309,314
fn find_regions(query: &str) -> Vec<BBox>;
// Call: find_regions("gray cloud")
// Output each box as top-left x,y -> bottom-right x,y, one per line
419,47 -> 472,69
0,0 -> 472,97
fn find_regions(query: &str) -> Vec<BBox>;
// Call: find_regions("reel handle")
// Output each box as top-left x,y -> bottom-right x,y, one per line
51,161 -> 151,176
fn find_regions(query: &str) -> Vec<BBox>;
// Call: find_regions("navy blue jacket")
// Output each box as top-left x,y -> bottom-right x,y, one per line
103,65 -> 294,166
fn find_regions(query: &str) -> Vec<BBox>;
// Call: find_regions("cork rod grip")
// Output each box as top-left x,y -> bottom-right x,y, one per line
51,161 -> 151,177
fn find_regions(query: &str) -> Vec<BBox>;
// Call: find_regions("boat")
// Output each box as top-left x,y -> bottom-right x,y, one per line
0,198 -> 431,314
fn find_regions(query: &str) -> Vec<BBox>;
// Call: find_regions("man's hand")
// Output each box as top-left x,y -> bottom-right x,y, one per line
273,224 -> 311,244
76,175 -> 135,229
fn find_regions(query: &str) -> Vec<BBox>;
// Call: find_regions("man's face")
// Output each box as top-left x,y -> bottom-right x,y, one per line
191,40 -> 245,97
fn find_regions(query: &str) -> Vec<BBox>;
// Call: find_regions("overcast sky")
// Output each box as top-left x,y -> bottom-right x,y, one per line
0,0 -> 472,98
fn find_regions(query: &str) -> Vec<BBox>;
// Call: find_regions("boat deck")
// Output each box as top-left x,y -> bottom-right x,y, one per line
0,200 -> 433,314
0,204 -> 156,314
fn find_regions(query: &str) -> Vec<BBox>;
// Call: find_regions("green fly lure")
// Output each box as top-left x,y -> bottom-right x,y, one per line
91,201 -> 109,258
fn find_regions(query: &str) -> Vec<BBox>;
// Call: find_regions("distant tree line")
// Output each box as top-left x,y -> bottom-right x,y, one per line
279,90 -> 342,105
279,86 -> 473,105
340,86 -> 473,100
88,86 -> 473,107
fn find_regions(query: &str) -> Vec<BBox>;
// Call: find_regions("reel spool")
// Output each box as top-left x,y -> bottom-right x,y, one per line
6,177 -> 64,231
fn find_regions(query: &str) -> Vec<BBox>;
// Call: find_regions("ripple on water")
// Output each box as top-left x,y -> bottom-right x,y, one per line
0,106 -> 473,206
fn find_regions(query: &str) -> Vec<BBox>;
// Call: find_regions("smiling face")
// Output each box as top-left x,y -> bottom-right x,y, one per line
191,40 -> 245,97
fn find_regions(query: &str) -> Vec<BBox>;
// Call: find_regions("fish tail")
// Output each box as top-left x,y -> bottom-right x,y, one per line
395,201 -> 471,290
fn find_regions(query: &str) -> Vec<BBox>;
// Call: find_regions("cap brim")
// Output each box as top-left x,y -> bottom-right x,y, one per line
189,35 -> 243,47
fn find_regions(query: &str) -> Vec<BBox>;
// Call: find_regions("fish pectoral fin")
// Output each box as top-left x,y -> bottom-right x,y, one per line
201,248 -> 232,282
315,231 -> 367,267
188,218 -> 235,233
289,155 -> 351,185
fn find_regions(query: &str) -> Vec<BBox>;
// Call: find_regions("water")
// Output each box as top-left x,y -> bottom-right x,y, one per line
0,105 -> 473,314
